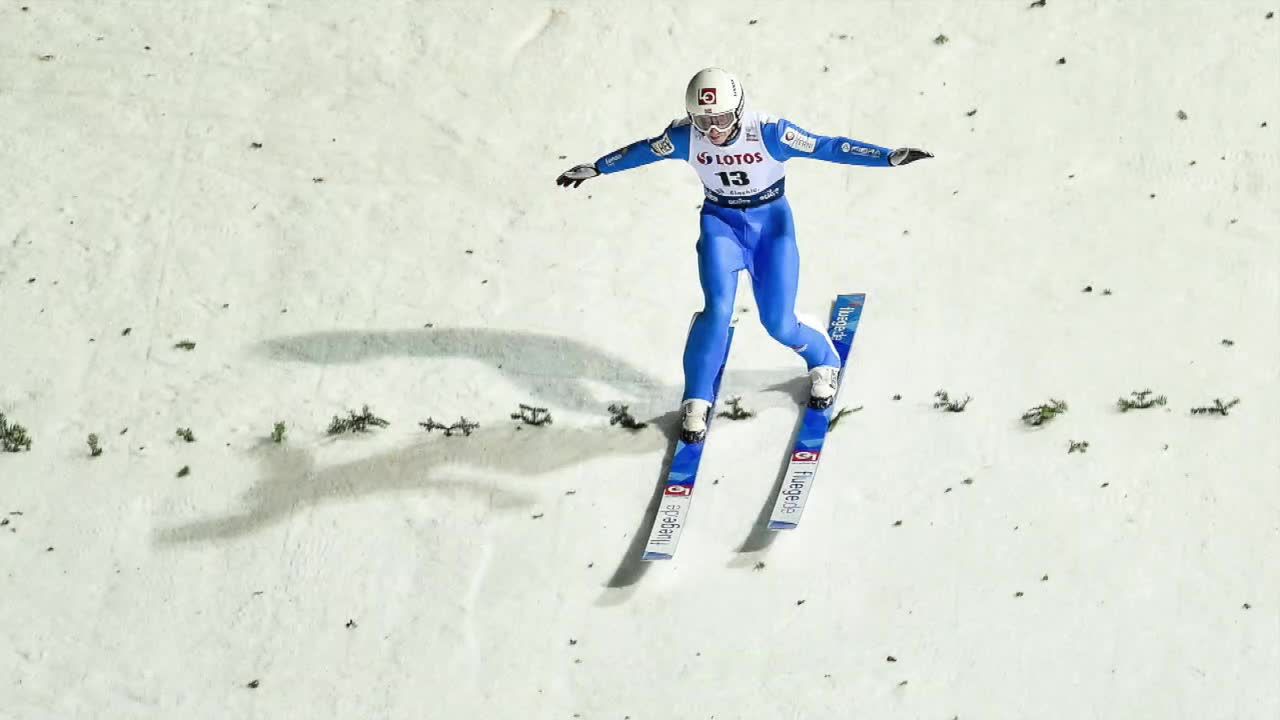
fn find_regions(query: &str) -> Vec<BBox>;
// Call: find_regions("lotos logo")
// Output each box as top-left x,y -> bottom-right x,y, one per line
664,484 -> 692,496
698,87 -> 717,105
792,450 -> 820,463
696,151 -> 765,166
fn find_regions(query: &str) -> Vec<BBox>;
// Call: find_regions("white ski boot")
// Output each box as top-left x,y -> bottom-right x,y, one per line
808,365 -> 841,409
679,398 -> 712,444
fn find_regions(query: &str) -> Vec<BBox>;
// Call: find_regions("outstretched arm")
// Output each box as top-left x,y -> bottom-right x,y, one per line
762,117 -> 932,167
556,121 -> 692,188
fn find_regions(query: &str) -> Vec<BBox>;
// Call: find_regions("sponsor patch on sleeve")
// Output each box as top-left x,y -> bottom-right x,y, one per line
781,127 -> 817,153
649,131 -> 675,157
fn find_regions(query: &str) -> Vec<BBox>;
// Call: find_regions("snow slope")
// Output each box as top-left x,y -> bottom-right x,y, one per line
2,2 -> 1278,718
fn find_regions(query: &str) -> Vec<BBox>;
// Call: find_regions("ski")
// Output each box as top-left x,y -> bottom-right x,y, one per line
641,325 -> 736,561
767,293 -> 866,530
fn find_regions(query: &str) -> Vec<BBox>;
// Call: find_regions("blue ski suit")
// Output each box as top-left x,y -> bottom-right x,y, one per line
594,110 -> 894,403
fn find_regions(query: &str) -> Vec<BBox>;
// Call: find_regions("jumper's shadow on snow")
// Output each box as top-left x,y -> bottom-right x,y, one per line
152,423 -> 674,545
157,326 -> 802,599
156,326 -> 678,545
256,327 -> 669,416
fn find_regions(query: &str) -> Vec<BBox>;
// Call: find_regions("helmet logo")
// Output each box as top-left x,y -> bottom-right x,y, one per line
698,88 -> 717,105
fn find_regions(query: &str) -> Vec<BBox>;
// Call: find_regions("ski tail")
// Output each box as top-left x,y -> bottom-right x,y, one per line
641,324 -> 735,561
767,293 -> 866,530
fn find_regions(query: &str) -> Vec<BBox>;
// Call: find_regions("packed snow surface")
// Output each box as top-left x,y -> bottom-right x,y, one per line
1,2 -> 1277,718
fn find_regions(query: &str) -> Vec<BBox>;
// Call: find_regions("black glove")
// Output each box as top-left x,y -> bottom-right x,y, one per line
889,148 -> 934,166
556,163 -> 600,188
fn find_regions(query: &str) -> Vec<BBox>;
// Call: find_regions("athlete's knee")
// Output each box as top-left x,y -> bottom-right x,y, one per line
759,311 -> 801,344
699,294 -> 736,326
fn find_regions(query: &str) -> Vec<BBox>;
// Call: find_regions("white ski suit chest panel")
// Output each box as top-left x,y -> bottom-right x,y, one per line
687,110 -> 785,200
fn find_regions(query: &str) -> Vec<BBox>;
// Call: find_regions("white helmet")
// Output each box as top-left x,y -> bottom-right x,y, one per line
685,67 -> 744,135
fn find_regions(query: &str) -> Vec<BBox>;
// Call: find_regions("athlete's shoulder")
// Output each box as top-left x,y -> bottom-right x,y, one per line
760,113 -> 807,134
755,111 -> 792,142
648,117 -> 690,157
756,113 -> 817,159
774,116 -> 821,154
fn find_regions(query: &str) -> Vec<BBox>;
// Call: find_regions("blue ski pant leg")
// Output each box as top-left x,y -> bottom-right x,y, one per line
682,211 -> 745,402
748,200 -> 840,370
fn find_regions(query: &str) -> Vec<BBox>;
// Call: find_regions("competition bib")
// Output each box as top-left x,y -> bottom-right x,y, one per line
686,109 -> 786,206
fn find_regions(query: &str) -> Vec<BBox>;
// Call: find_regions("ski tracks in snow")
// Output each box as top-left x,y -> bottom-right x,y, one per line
460,532 -> 495,680
506,8 -> 566,68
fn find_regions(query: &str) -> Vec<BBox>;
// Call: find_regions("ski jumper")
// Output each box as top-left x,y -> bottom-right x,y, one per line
595,108 -> 893,403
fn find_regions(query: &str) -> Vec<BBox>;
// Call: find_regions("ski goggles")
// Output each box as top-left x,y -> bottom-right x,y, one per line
690,109 -> 740,134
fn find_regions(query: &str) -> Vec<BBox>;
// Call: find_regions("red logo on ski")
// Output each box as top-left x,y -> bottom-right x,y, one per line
664,484 -> 693,496
791,450 -> 820,463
